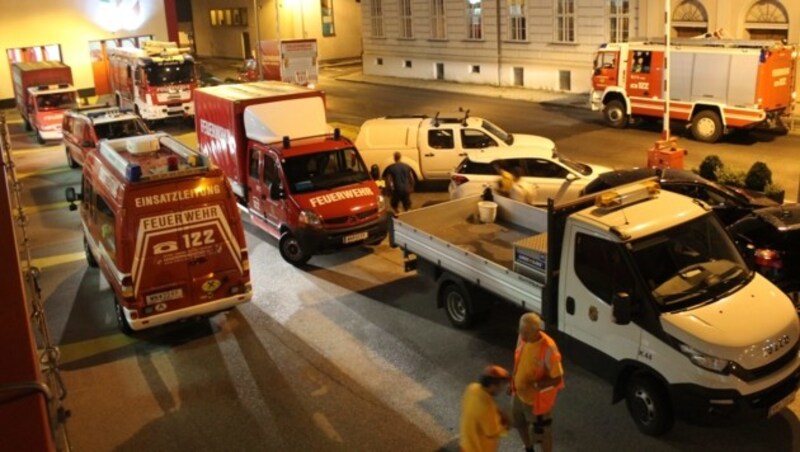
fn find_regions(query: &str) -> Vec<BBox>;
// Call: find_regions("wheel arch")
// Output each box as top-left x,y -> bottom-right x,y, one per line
689,103 -> 726,128
602,89 -> 630,114
612,360 -> 671,404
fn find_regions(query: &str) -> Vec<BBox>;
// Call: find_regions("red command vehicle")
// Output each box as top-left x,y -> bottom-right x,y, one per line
108,41 -> 196,121
590,38 -> 798,143
194,81 -> 389,266
11,61 -> 78,144
65,133 -> 252,333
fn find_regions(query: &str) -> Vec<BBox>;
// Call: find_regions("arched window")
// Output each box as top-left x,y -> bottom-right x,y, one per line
672,0 -> 708,38
745,0 -> 788,41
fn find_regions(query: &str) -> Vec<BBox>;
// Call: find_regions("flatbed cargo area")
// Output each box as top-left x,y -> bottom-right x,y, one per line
428,215 -> 534,270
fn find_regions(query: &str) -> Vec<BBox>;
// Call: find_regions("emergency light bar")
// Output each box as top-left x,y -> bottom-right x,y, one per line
595,180 -> 660,211
99,133 -> 209,183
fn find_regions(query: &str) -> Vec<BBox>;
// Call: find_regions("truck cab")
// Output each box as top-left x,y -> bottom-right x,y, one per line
62,105 -> 150,168
355,113 -> 557,181
26,85 -> 78,143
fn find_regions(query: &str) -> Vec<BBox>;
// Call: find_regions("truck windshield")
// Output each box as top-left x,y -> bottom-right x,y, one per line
144,62 -> 195,86
629,214 -> 751,311
284,147 -> 371,194
37,92 -> 77,111
482,120 -> 513,145
94,119 -> 150,140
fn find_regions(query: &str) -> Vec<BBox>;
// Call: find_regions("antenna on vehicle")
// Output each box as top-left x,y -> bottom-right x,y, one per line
433,112 -> 440,127
459,107 -> 470,125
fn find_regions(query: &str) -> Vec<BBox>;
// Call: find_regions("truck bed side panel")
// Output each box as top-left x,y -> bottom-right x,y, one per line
392,195 -> 545,312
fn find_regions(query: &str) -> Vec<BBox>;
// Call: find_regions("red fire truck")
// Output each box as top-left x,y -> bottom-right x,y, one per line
195,81 -> 389,266
11,61 -> 77,144
591,38 -> 797,143
108,41 -> 196,121
65,133 -> 252,333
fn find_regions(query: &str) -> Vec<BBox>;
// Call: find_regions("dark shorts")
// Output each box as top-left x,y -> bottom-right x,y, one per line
390,190 -> 411,211
512,396 -> 552,433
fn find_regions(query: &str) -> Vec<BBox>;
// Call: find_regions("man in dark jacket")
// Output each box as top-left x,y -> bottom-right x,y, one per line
384,151 -> 415,213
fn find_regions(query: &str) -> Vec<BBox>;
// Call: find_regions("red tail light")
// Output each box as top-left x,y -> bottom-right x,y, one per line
451,174 -> 470,186
754,248 -> 783,269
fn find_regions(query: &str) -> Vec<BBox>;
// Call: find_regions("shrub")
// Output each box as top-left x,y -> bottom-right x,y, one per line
745,161 -> 772,192
716,167 -> 747,188
698,155 -> 723,181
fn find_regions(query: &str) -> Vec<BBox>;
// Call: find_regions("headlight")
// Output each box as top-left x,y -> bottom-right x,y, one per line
299,209 -> 322,228
378,194 -> 386,212
679,343 -> 731,374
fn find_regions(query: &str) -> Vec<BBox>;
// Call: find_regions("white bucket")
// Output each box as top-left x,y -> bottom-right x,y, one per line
478,201 -> 498,223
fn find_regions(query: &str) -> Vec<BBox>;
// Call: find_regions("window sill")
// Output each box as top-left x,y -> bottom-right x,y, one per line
548,41 -> 580,46
463,39 -> 486,43
428,38 -> 449,42
502,40 -> 530,44
397,37 -> 415,41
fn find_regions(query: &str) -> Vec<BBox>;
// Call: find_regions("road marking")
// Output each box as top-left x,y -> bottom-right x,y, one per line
19,200 -> 73,215
58,333 -> 139,365
22,252 -> 85,270
16,167 -> 71,179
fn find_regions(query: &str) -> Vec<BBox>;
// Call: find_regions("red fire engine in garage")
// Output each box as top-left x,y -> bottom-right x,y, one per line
65,133 -> 252,333
108,41 -> 196,121
591,39 -> 797,143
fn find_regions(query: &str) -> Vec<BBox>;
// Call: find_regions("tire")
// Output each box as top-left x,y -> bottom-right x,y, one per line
36,133 -> 46,145
440,282 -> 475,329
66,148 -> 79,169
603,100 -> 628,129
84,237 -> 99,268
24,118 -> 32,132
115,94 -> 122,107
279,232 -> 310,267
690,110 -> 723,143
625,375 -> 674,436
114,296 -> 135,335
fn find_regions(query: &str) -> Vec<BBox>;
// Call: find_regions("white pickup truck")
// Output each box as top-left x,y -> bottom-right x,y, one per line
390,181 -> 800,435
355,113 -> 555,181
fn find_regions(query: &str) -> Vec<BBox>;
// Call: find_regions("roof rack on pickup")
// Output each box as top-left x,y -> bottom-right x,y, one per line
99,133 -> 209,183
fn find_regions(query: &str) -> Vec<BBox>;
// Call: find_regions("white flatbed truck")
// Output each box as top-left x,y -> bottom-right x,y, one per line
390,182 -> 800,434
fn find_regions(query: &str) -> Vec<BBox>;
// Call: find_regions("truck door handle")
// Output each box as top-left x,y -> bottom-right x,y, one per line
566,296 -> 575,315
423,153 -> 434,157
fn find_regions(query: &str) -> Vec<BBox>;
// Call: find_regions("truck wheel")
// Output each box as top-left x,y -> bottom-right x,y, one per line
66,149 -> 79,169
603,100 -> 628,129
690,110 -> 723,143
24,118 -> 32,132
114,296 -> 135,335
279,233 -> 311,267
625,374 -> 674,436
84,237 -> 99,268
441,282 -> 475,329
36,133 -> 46,145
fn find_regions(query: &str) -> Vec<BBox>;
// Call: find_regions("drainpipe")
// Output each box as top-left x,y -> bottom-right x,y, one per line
496,0 -> 502,86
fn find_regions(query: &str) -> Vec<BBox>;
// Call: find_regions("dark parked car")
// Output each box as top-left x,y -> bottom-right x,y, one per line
582,168 -> 779,225
728,205 -> 800,306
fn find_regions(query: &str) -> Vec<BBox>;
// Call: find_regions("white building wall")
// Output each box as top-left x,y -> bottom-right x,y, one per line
0,0 -> 169,101
362,0 -> 798,94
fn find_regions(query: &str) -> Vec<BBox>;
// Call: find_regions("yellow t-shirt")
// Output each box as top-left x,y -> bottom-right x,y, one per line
514,339 -> 564,405
459,383 -> 507,452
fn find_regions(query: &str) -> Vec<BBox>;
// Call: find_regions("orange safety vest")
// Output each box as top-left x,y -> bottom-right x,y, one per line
512,332 -> 565,415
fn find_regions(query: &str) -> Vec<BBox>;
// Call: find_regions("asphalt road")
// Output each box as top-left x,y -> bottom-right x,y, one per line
5,69 -> 800,452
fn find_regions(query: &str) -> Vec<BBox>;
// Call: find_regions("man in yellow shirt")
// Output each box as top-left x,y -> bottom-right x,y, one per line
459,365 -> 511,452
511,313 -> 564,452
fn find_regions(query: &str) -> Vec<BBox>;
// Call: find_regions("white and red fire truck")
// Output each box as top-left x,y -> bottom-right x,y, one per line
108,41 -> 196,121
591,38 -> 797,143
65,133 -> 252,333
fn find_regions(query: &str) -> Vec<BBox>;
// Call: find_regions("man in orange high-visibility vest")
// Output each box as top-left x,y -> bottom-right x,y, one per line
511,313 -> 564,452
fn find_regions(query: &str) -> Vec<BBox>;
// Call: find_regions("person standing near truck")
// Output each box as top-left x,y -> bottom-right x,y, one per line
459,365 -> 512,452
384,151 -> 415,213
511,313 -> 564,452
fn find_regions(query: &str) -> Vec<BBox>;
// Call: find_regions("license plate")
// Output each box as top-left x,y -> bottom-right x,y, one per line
768,391 -> 796,417
343,231 -> 369,244
146,288 -> 183,305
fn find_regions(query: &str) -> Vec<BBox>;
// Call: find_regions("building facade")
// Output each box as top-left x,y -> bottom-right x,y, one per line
360,0 -> 800,94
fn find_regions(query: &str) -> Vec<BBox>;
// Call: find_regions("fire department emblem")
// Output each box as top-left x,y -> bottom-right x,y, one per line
202,279 -> 222,293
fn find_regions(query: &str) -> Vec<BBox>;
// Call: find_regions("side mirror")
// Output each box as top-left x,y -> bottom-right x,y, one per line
65,187 -> 81,211
269,183 -> 286,200
612,292 -> 632,325
370,164 -> 380,181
